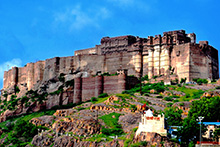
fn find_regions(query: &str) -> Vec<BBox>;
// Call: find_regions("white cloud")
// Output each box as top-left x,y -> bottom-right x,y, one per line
53,5 -> 111,31
0,58 -> 22,80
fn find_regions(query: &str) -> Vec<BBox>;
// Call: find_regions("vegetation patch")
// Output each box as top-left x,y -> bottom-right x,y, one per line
84,134 -> 113,143
99,112 -> 124,136
98,93 -> 108,98
176,86 -> 204,101
192,78 -> 208,85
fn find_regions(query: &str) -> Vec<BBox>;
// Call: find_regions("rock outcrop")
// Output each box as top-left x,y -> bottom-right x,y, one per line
52,116 -> 101,135
30,132 -> 125,147
134,132 -> 180,147
30,115 -> 55,128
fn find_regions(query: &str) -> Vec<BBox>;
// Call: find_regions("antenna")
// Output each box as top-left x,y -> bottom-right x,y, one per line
7,65 -> 9,70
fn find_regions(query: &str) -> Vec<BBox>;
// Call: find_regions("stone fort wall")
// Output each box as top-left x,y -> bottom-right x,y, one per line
45,73 -> 138,109
3,30 -> 219,92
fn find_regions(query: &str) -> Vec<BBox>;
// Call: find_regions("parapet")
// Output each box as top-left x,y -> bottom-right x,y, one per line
163,30 -> 186,36
144,30 -> 195,46
74,47 -> 98,56
100,35 -> 136,47
199,41 -> 209,45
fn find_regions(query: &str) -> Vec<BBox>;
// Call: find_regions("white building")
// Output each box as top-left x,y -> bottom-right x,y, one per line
136,109 -> 167,137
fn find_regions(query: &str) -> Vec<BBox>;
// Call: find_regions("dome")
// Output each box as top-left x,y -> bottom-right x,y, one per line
145,109 -> 153,117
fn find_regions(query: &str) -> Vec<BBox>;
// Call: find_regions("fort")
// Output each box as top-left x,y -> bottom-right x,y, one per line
2,30 -> 219,105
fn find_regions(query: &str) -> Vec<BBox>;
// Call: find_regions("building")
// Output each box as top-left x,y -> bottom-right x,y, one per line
199,122 -> 220,139
3,30 -> 219,92
2,30 -> 219,108
135,109 -> 167,137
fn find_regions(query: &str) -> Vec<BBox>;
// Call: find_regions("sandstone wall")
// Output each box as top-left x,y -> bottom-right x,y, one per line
189,42 -> 219,80
3,61 -> 45,90
73,74 -> 138,103
74,54 -> 104,76
74,46 -> 100,56
103,75 -> 121,94
82,77 -> 96,101
59,56 -> 74,74
171,43 -> 190,81
2,30 -> 219,93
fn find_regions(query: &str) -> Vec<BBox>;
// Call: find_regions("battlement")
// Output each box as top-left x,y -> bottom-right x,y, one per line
145,30 -> 195,46
100,35 -> 136,45
100,35 -> 137,54
163,30 -> 186,36
74,46 -> 99,56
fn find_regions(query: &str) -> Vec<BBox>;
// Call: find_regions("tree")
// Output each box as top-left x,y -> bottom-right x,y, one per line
214,128 -> 220,141
178,96 -> 220,145
180,78 -> 187,84
164,106 -> 183,126
177,117 -> 201,145
187,96 -> 220,122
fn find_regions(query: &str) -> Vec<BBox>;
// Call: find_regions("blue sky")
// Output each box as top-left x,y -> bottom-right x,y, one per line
0,0 -> 219,88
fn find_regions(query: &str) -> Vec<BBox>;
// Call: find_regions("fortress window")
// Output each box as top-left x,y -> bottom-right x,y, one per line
176,51 -> 180,56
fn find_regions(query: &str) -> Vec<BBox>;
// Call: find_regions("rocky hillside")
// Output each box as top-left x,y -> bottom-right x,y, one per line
0,79 -> 220,146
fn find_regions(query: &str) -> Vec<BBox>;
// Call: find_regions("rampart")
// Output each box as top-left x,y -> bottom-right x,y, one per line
3,30 -> 219,94
46,72 -> 138,109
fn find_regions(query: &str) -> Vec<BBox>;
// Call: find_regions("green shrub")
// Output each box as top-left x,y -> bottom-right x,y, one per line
173,99 -> 179,102
164,97 -> 173,101
132,127 -> 138,132
166,103 -> 173,107
2,120 -> 39,146
141,75 -> 149,81
177,84 -> 182,87
50,85 -> 64,95
143,93 -> 150,96
128,75 -> 135,77
58,73 -> 65,83
192,90 -> 204,99
101,127 -> 123,136
140,141 -> 148,146
124,139 -> 132,147
173,95 -> 180,98
2,91 -> 8,98
193,78 -> 208,85
216,86 -> 220,89
180,78 -> 187,84
65,79 -> 74,87
98,93 -> 108,98
91,97 -> 97,102
179,103 -> 184,106
122,90 -> 134,95
197,79 -> 208,85
142,82 -> 165,94
211,79 -> 217,83
189,141 -> 195,147
130,105 -> 137,112
185,93 -> 190,98
15,86 -> 20,94
77,107 -> 85,111
101,72 -> 111,76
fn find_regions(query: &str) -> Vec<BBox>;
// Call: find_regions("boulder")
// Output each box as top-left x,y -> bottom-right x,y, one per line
30,115 -> 55,128
53,109 -> 76,117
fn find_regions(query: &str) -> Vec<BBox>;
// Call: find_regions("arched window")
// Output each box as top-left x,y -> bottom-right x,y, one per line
209,130 -> 213,138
